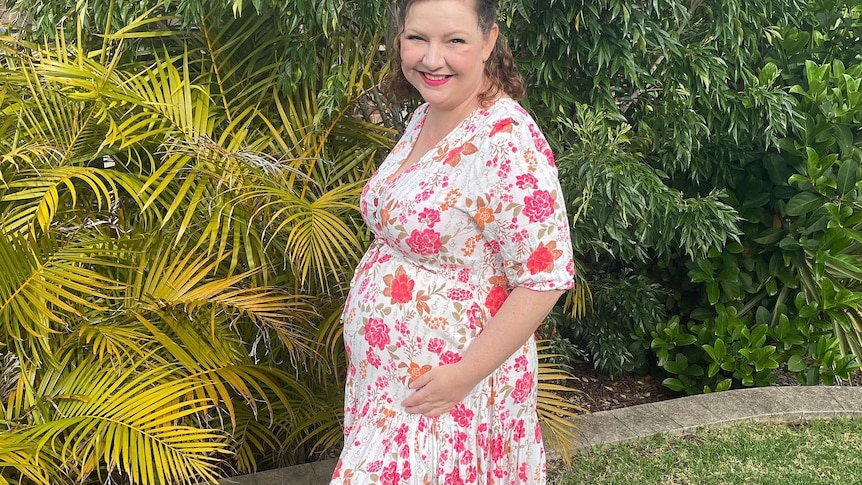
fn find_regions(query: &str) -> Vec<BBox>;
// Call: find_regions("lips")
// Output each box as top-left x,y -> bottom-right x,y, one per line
420,71 -> 452,86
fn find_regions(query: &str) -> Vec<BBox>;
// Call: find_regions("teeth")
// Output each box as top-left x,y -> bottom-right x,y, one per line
425,73 -> 448,81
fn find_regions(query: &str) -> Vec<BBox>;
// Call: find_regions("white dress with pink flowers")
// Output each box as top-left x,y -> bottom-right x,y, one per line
330,97 -> 575,485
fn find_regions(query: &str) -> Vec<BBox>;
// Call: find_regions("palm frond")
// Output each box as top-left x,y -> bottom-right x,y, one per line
131,310 -> 313,425
0,431 -> 54,485
19,360 -> 230,485
536,343 -> 585,465
2,166 -> 143,233
246,180 -> 366,287
0,232 -> 122,359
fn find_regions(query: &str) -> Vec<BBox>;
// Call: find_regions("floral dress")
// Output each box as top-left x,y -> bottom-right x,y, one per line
330,97 -> 575,485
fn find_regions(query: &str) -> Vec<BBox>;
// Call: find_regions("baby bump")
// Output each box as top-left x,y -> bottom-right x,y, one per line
342,256 -> 497,402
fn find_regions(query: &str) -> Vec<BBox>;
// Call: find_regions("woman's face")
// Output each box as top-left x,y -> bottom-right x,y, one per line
400,0 -> 498,115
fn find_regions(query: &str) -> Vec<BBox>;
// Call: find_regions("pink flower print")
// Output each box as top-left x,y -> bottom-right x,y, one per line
467,303 -> 485,329
491,435 -> 505,461
513,229 -> 529,243
516,173 -> 538,190
406,228 -> 442,255
446,288 -> 474,301
477,423 -> 489,450
453,430 -> 467,452
365,348 -> 381,367
440,350 -> 462,364
519,462 -> 529,482
511,372 -> 533,403
499,159 -> 512,176
401,461 -> 412,481
368,460 -> 382,473
428,338 -> 445,354
484,285 -> 508,317
513,418 -> 526,440
530,123 -> 556,166
523,189 -> 555,223
380,462 -> 399,485
466,466 -> 477,483
364,318 -> 390,350
417,208 -> 441,228
457,268 -> 471,282
375,375 -> 388,390
451,403 -> 474,427
460,449 -> 474,465
445,466 -> 465,485
514,355 -> 528,372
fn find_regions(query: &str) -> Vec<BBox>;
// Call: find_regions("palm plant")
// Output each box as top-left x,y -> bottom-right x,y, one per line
0,7 -> 393,483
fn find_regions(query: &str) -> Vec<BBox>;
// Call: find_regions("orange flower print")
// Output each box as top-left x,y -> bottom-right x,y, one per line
461,234 -> 481,257
407,362 -> 432,383
440,189 -> 462,211
489,118 -> 514,138
471,196 -> 499,231
484,285 -> 508,317
443,142 -> 478,167
383,266 -> 414,304
526,242 -> 562,275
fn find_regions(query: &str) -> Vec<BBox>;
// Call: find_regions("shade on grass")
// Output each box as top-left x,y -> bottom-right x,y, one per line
554,418 -> 862,485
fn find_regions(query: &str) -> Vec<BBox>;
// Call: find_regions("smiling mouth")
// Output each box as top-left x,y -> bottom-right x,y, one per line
421,72 -> 452,81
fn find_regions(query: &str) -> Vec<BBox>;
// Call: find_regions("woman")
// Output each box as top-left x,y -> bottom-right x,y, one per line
330,0 -> 574,483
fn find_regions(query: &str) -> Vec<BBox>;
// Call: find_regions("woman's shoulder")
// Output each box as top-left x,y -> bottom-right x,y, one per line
482,98 -> 546,143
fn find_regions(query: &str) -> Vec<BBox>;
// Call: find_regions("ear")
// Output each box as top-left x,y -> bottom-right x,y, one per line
483,23 -> 499,61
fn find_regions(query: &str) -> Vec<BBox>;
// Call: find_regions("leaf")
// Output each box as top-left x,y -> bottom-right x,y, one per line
784,192 -> 824,216
836,159 -> 858,196
787,354 -> 806,372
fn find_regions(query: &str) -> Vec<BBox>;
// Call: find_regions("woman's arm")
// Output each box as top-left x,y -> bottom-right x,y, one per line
402,286 -> 564,417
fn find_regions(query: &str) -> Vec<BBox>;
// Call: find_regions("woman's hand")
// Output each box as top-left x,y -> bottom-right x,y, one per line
402,363 -> 477,417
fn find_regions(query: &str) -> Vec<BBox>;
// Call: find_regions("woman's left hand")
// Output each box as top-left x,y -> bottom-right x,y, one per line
402,363 -> 477,417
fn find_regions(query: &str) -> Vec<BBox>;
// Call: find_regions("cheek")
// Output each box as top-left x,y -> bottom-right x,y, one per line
400,45 -> 422,68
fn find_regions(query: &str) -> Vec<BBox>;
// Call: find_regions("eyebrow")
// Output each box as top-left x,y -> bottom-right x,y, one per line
402,27 -> 474,37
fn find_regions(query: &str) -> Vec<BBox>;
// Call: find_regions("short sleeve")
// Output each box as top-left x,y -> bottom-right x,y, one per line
467,104 -> 576,291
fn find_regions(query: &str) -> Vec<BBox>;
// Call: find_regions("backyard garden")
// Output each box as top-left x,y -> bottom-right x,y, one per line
1,0 -> 861,483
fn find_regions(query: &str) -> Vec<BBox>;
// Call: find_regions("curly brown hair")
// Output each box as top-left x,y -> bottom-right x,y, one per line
386,0 -> 526,105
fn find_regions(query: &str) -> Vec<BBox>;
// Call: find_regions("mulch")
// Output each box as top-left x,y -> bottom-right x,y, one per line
565,360 -> 862,414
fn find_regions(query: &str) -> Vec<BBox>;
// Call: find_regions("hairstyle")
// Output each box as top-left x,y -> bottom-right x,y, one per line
386,0 -> 526,104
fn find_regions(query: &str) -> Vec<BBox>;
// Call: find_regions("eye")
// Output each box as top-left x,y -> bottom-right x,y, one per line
449,38 -> 466,44
405,34 -> 425,41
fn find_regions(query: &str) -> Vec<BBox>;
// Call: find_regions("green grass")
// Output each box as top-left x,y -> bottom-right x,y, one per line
552,418 -> 862,485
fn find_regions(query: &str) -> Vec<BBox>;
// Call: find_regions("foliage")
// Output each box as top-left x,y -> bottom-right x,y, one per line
500,0 -> 862,392
0,6 -> 392,482
651,10 -> 862,394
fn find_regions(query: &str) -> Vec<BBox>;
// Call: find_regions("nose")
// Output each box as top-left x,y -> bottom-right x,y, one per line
422,42 -> 445,70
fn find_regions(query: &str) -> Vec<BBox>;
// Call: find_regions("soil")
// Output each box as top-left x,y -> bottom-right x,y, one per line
564,361 -> 677,414
565,360 -> 862,414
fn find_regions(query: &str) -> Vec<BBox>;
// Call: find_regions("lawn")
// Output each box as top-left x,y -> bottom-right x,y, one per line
552,417 -> 862,485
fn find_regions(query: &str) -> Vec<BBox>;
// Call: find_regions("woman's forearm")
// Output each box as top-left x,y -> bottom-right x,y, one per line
458,286 -> 565,384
